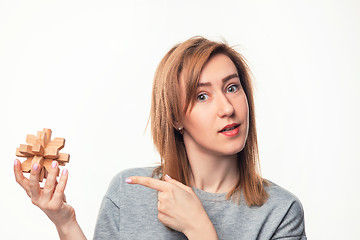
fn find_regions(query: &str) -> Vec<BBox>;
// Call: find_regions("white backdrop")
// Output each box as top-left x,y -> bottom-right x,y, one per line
1,0 -> 359,239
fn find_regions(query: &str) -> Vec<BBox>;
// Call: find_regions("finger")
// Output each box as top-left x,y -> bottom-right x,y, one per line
13,159 -> 31,196
157,211 -> 172,227
52,169 -> 68,204
43,161 -> 59,201
29,163 -> 41,201
157,191 -> 171,209
126,176 -> 168,192
164,174 -> 192,192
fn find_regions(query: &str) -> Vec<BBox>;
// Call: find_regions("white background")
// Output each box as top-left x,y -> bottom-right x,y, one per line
1,0 -> 359,239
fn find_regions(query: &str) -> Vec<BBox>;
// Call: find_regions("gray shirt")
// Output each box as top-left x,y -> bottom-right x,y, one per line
94,167 -> 306,239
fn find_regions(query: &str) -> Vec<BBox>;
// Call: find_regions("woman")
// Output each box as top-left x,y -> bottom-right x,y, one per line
14,36 -> 306,239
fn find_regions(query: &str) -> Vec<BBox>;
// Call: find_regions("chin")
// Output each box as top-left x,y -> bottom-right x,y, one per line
225,141 -> 246,155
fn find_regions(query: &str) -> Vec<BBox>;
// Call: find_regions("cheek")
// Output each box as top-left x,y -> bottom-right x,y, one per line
183,107 -> 212,133
238,95 -> 250,138
236,93 -> 249,119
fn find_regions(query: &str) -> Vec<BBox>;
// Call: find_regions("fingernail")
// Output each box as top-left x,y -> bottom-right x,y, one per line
62,169 -> 68,175
32,163 -> 39,171
165,174 -> 172,179
52,161 -> 57,168
125,178 -> 132,183
14,159 -> 18,166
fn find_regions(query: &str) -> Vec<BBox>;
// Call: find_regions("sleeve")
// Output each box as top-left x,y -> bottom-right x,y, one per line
93,174 -> 122,240
271,200 -> 307,240
93,196 -> 120,240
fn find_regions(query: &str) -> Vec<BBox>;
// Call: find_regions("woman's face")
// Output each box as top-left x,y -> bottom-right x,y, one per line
180,53 -> 249,157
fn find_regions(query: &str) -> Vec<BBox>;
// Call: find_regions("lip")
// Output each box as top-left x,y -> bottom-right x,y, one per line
219,123 -> 240,132
219,123 -> 240,137
219,125 -> 240,137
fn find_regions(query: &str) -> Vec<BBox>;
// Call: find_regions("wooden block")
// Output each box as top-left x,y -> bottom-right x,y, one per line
43,160 -> 52,173
37,130 -> 46,147
19,144 -> 34,156
32,143 -> 44,155
26,134 -> 37,146
44,168 -> 48,179
47,138 -> 65,150
39,167 -> 45,182
21,157 -> 33,172
44,148 -> 59,159
43,160 -> 60,176
31,155 -> 44,167
16,148 -> 26,157
43,128 -> 52,145
16,128 -> 69,182
57,153 -> 70,163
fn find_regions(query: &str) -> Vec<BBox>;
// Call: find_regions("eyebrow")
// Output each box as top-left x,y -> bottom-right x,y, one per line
198,73 -> 239,87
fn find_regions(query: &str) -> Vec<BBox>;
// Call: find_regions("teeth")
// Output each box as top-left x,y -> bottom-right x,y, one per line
221,125 -> 237,132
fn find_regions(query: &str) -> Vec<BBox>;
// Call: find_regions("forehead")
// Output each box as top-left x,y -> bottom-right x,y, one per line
199,53 -> 238,83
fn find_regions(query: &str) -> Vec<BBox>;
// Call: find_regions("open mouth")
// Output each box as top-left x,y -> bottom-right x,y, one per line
219,124 -> 240,132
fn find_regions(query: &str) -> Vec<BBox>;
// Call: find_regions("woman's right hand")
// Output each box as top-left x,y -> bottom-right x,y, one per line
14,159 -> 86,239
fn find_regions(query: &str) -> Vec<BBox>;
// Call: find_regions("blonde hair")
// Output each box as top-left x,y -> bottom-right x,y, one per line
150,36 -> 268,206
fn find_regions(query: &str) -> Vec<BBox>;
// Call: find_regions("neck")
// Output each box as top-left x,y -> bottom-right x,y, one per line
186,146 -> 239,194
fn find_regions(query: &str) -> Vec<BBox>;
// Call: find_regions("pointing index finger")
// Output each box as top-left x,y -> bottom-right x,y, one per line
126,176 -> 167,192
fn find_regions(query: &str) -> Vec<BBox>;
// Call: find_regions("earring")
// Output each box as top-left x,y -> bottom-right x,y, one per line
178,127 -> 184,134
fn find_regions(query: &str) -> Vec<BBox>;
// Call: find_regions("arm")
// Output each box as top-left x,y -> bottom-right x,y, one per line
183,214 -> 218,240
93,195 -> 120,239
127,175 -> 219,240
14,159 -> 86,240
272,200 -> 307,240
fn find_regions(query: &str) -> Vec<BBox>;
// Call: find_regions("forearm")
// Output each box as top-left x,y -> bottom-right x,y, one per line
56,219 -> 87,240
185,215 -> 218,240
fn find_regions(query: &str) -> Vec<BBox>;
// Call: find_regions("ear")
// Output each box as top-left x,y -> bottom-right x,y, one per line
174,121 -> 184,134
174,121 -> 183,130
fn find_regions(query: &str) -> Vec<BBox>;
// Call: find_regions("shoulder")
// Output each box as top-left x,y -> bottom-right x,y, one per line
264,180 -> 306,238
104,166 -> 159,203
111,166 -> 157,182
264,180 -> 305,217
265,180 -> 302,205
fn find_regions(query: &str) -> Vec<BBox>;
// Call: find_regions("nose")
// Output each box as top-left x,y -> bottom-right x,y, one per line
216,92 -> 235,118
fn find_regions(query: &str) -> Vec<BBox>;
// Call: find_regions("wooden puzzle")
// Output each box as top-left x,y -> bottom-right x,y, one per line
15,128 -> 70,182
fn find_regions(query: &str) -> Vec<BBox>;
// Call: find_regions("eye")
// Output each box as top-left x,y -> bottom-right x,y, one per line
226,84 -> 239,93
197,93 -> 208,102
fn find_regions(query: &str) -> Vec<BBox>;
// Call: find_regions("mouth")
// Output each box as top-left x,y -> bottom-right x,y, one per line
219,123 -> 240,133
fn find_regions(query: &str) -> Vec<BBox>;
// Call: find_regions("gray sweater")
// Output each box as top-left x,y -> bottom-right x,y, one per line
93,167 -> 306,239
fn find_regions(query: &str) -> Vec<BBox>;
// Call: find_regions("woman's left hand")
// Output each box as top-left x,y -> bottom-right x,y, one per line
126,175 -> 218,240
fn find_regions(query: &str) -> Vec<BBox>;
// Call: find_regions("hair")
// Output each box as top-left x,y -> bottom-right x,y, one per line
150,36 -> 268,206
